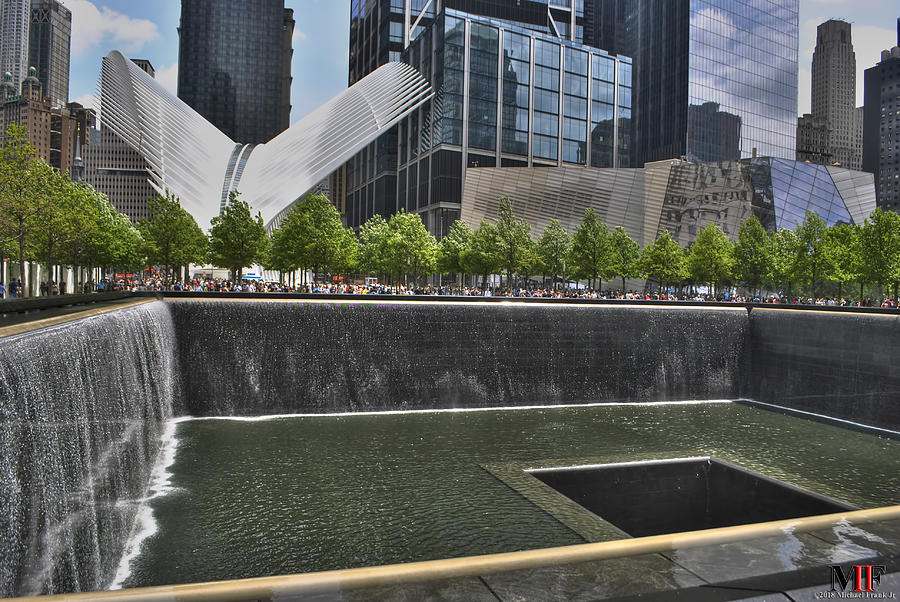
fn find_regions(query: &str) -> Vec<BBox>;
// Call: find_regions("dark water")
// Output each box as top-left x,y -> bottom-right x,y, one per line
124,402 -> 900,588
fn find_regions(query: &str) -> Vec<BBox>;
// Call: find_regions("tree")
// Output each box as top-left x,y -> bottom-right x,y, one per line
639,230 -> 685,293
208,191 -> 269,280
858,207 -> 900,302
461,220 -> 501,289
384,211 -> 437,286
733,215 -> 771,297
288,193 -> 358,282
686,222 -> 734,296
139,191 -> 207,281
607,226 -> 641,293
569,208 -> 610,290
0,124 -> 48,296
825,223 -> 861,301
767,228 -> 801,299
357,214 -> 390,281
30,165 -> 79,285
794,211 -> 835,300
437,220 -> 472,286
536,219 -> 570,289
494,197 -> 532,287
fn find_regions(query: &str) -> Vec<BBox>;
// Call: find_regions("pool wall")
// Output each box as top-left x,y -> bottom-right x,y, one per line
745,308 -> 900,431
168,300 -> 749,415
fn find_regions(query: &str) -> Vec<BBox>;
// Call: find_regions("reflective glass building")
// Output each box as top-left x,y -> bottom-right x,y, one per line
177,0 -> 294,144
461,159 -> 875,250
345,1 -> 632,235
622,0 -> 799,166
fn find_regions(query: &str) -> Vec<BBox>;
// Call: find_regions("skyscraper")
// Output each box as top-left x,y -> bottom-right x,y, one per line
863,21 -> 900,212
810,20 -> 859,169
84,59 -> 158,222
345,0 -> 632,234
623,0 -> 798,166
28,0 -> 71,108
0,0 -> 30,88
177,0 -> 293,144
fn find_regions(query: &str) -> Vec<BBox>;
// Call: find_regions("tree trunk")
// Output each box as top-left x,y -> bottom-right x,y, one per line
18,234 -> 26,298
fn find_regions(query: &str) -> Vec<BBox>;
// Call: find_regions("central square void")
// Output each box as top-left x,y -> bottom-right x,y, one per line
529,457 -> 855,537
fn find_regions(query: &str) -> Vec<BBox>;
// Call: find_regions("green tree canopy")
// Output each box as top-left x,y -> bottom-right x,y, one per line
494,197 -> 532,286
858,207 -> 900,301
437,219 -> 472,282
384,211 -> 437,286
569,208 -> 610,290
825,222 -> 862,300
0,124 -> 48,295
357,214 -> 390,279
462,220 -> 501,289
537,219 -> 570,289
767,228 -> 801,298
208,191 -> 269,280
639,230 -> 685,292
686,222 -> 734,295
607,226 -> 641,293
139,191 -> 207,280
283,193 -> 358,280
733,215 -> 771,296
794,211 -> 836,299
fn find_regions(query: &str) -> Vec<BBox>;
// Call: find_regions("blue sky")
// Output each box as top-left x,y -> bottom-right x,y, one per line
66,0 -> 897,122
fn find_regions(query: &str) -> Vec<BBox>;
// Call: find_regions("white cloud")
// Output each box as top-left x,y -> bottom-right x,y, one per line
154,62 -> 178,95
64,0 -> 160,56
293,29 -> 307,43
71,93 -> 98,112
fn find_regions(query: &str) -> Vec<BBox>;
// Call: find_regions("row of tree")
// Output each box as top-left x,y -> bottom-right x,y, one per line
252,193 -> 900,301
0,125 -> 144,295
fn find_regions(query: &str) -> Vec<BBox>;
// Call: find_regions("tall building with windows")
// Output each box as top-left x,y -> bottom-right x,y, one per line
177,0 -> 293,144
0,0 -> 30,88
84,59 -> 158,222
28,0 -> 71,108
345,0 -> 631,235
621,0 -> 798,166
863,23 -> 900,212
810,19 -> 859,169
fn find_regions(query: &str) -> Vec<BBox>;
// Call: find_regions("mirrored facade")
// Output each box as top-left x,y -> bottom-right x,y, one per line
625,0 -> 798,166
461,159 -> 875,250
346,6 -> 632,235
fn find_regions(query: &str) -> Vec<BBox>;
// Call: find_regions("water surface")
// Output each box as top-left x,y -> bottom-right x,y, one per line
124,402 -> 900,588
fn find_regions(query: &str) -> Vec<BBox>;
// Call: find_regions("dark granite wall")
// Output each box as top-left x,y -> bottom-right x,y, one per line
745,309 -> 900,431
169,300 -> 749,415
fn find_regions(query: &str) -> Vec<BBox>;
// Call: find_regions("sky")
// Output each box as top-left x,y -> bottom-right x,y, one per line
65,0 -> 898,123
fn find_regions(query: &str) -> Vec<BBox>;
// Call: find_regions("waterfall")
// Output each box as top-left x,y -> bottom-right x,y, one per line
170,300 -> 749,416
0,301 -> 178,597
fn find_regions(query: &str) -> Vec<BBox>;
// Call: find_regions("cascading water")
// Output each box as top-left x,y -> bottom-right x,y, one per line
0,301 -> 177,597
169,299 -> 750,416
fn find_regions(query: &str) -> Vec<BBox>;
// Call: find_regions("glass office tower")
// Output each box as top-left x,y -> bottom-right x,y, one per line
624,0 -> 798,166
178,0 -> 294,144
345,1 -> 632,235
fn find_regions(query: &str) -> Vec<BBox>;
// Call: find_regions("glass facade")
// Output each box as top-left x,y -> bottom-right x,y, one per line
28,0 -> 71,109
660,158 -> 859,248
177,0 -> 293,144
460,159 -> 875,254
625,0 -> 798,166
344,8 -> 632,234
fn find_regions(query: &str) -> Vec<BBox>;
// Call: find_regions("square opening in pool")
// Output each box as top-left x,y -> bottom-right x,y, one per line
529,457 -> 856,537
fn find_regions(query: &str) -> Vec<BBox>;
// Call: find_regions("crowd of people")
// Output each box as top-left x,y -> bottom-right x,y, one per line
32,276 -> 885,308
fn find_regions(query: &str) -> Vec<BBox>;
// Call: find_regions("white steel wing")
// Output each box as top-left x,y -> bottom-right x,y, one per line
240,62 -> 433,227
98,53 -> 433,229
99,51 -> 236,229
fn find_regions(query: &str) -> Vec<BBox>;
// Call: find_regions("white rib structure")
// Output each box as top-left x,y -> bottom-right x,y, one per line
98,51 -> 433,229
